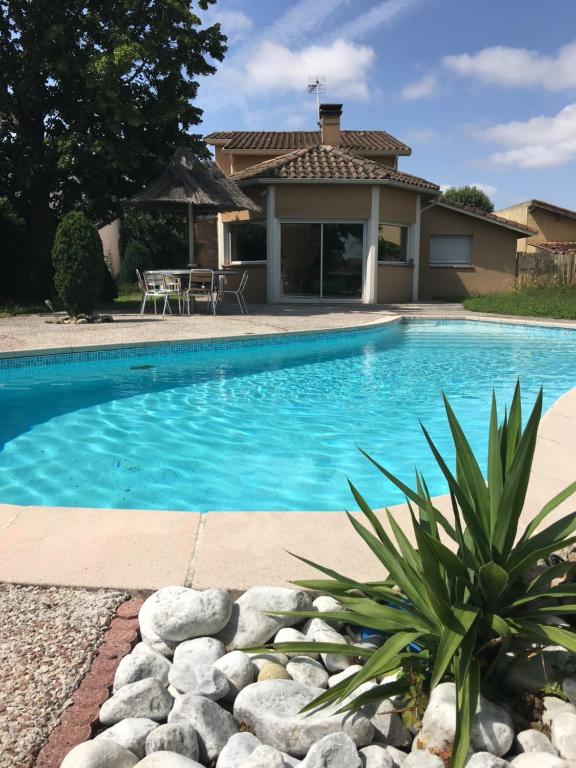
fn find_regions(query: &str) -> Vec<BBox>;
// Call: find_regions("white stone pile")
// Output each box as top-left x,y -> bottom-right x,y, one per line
61,585 -> 576,768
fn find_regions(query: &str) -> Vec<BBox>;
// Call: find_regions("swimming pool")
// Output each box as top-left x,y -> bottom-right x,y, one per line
0,319 -> 575,512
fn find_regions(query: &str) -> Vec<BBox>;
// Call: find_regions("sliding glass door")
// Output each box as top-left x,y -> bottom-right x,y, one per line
280,222 -> 364,301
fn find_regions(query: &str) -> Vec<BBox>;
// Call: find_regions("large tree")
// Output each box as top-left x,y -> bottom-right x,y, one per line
0,0 -> 226,297
442,185 -> 495,213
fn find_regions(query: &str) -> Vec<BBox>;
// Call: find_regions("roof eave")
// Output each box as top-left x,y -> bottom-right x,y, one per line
235,176 -> 440,194
434,201 -> 536,236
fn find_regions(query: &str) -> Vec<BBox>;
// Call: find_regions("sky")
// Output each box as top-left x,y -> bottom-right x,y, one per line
193,0 -> 576,211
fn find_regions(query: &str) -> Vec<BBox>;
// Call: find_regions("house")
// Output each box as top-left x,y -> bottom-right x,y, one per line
202,104 -> 534,304
496,199 -> 576,254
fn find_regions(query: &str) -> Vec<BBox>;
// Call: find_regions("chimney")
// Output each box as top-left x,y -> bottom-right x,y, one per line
319,103 -> 342,147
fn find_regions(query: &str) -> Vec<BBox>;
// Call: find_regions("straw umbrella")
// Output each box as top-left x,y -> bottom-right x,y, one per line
129,147 -> 260,265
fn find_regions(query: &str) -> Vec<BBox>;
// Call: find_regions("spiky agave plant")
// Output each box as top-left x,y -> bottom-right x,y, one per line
249,384 -> 576,768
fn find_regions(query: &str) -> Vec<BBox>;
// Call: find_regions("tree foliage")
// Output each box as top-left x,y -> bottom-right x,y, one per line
442,186 -> 495,213
120,239 -> 153,283
0,0 -> 226,296
52,211 -> 105,314
0,197 -> 27,299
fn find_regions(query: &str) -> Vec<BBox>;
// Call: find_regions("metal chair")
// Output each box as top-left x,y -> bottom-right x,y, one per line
162,274 -> 183,314
184,269 -> 216,315
136,269 -> 172,316
217,270 -> 249,315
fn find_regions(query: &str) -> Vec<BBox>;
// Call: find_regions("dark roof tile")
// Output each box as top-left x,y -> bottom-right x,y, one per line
205,130 -> 411,154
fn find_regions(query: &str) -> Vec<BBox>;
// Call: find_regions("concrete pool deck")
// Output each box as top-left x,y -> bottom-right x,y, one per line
0,305 -> 575,592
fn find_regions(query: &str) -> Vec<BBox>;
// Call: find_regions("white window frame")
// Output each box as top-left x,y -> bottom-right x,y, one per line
225,220 -> 268,266
429,234 -> 473,267
377,221 -> 411,265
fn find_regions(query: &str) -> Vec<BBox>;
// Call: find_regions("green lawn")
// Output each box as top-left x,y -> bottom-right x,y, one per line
0,286 -> 141,318
464,286 -> 576,320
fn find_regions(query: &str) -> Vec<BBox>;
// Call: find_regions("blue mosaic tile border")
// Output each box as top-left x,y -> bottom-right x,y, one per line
406,317 -> 576,338
0,319 -> 402,372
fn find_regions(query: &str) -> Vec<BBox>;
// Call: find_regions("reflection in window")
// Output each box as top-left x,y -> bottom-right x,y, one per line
230,222 -> 267,262
378,224 -> 408,262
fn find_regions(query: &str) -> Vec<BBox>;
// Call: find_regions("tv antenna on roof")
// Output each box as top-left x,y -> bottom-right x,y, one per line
307,76 -> 326,117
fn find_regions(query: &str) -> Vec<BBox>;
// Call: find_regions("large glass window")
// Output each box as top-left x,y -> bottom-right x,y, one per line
378,224 -> 408,262
229,222 -> 267,262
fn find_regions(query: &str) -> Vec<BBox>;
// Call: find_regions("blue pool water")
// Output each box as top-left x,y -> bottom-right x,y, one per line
0,319 -> 575,512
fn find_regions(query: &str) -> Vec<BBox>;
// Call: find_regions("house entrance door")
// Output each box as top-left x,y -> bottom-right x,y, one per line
280,222 -> 364,301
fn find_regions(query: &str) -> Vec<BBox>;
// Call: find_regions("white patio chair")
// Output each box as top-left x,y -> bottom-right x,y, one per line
136,269 -> 172,316
184,269 -> 216,315
162,274 -> 183,314
217,270 -> 249,315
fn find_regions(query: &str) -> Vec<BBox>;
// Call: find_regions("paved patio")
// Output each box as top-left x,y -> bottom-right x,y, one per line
0,305 -> 575,592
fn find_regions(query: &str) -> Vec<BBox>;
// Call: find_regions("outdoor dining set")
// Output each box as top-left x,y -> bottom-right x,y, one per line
136,268 -> 249,317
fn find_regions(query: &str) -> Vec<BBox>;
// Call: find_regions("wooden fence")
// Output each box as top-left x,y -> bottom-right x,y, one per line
515,250 -> 576,287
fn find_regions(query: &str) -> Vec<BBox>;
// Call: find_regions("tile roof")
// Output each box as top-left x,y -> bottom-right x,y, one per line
205,130 -> 411,154
229,145 -> 439,192
435,200 -> 537,235
534,241 -> 576,254
528,199 -> 576,221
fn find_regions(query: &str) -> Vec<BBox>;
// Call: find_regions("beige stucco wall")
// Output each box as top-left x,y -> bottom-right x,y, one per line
230,153 -> 277,173
377,264 -> 413,302
379,186 -> 417,224
221,263 -> 267,303
275,184 -> 372,219
214,147 -> 232,176
497,203 -> 529,251
419,206 -> 518,298
98,219 -> 121,277
527,208 -> 576,251
220,185 -> 267,223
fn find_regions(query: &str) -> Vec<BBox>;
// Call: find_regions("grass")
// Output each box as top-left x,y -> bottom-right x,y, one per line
0,302 -> 46,318
0,285 -> 141,318
464,285 -> 576,320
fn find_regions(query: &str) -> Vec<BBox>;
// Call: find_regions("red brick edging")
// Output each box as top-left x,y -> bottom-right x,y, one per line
34,598 -> 143,768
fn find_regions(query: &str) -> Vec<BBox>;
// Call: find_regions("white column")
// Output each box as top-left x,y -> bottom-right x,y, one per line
216,214 -> 226,268
411,194 -> 421,302
364,185 -> 380,304
266,185 -> 281,303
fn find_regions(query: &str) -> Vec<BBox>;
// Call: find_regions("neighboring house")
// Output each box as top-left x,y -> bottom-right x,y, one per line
496,199 -> 576,254
202,104 -> 534,305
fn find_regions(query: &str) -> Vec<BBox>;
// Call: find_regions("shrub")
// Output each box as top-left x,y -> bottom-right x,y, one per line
120,239 -> 153,283
256,384 -> 576,768
442,185 -> 494,213
100,265 -> 119,302
52,211 -> 105,315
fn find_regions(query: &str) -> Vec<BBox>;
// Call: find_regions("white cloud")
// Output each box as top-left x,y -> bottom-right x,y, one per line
471,182 -> 497,196
401,73 -> 437,100
405,128 -> 436,143
480,103 -> 576,169
262,0 -> 352,46
443,40 -> 576,91
338,0 -> 423,39
214,10 -> 253,43
245,39 -> 375,100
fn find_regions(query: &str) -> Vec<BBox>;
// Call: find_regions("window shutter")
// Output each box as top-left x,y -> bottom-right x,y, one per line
430,235 -> 472,265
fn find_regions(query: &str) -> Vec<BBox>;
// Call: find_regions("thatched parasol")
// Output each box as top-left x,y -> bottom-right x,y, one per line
129,147 -> 261,265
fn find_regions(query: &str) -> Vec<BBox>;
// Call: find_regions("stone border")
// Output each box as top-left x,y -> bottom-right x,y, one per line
33,597 -> 143,768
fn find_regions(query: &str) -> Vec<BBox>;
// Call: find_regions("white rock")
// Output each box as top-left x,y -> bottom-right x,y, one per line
139,588 -> 185,657
113,644 -> 172,692
313,595 -> 344,629
562,676 -> 576,705
173,637 -> 226,667
100,679 -> 174,726
145,722 -> 199,760
239,744 -> 286,768
168,693 -> 239,763
386,745 -> 408,768
250,653 -> 289,672
466,753 -> 510,768
168,685 -> 182,699
134,753 -> 204,767
97,718 -> 158,758
168,661 -> 229,699
360,744 -> 395,768
216,733 -> 262,768
551,712 -> 576,759
61,740 -> 139,768
542,697 -> 576,726
510,754 -> 569,768
286,657 -> 329,688
275,627 -> 318,659
234,680 -> 374,757
300,732 -> 361,767
217,587 -> 313,650
214,651 -> 256,700
362,698 -> 412,748
328,666 -> 363,688
403,750 -> 444,768
306,619 -> 353,672
420,682 -> 513,757
149,588 -> 232,642
515,730 -> 557,755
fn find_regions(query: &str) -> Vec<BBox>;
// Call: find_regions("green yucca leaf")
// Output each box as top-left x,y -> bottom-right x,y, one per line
507,513 -> 576,580
526,561 -> 576,593
519,480 -> 576,543
510,582 -> 576,609
478,562 -> 509,604
386,507 -> 422,574
287,551 -> 389,601
505,381 -> 522,473
244,642 -> 374,658
335,679 -> 411,713
347,479 -> 390,544
506,619 -> 576,654
431,606 -> 479,689
487,393 -> 504,539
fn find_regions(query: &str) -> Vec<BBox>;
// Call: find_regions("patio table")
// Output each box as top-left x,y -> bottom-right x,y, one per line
144,269 -> 239,314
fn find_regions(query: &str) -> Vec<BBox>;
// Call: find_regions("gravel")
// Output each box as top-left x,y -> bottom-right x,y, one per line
0,583 -> 127,768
